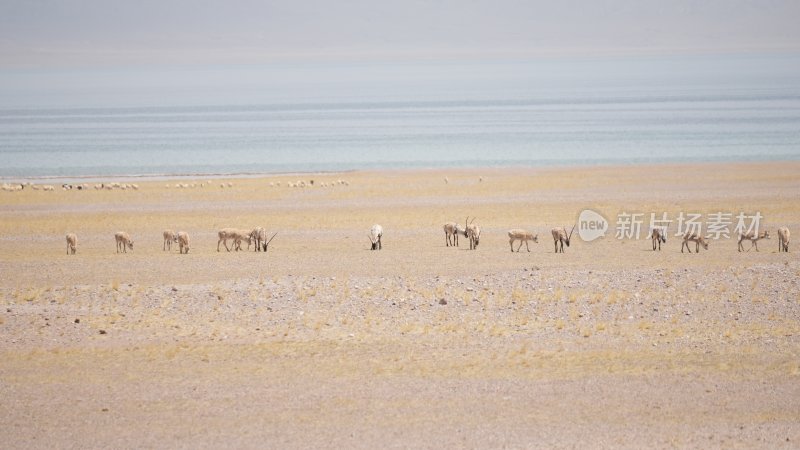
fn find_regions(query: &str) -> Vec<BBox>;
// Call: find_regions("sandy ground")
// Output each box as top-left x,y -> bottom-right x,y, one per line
1,162 -> 799,448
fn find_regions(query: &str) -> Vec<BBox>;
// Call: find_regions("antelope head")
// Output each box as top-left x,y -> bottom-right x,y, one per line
368,234 -> 379,250
565,225 -> 575,247
263,232 -> 277,252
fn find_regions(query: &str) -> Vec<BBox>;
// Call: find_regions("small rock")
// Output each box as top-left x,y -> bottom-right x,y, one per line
439,298 -> 447,305
74,318 -> 80,324
98,330 -> 107,335
172,287 -> 178,292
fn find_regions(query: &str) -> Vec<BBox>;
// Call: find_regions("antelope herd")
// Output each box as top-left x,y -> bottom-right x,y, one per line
57,224 -> 791,255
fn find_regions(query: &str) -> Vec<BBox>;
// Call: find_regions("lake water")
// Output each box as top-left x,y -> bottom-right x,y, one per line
1,53 -> 799,178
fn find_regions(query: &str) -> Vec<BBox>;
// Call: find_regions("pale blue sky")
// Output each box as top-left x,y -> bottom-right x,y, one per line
1,0 -> 799,67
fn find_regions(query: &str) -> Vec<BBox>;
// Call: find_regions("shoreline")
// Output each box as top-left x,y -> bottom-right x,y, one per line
2,157 -> 799,184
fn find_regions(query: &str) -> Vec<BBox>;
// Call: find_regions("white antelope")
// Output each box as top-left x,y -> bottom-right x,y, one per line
681,232 -> 708,253
738,230 -> 769,252
217,228 -> 247,252
114,232 -> 134,253
66,233 -> 77,255
369,224 -> 383,250
163,229 -> 177,251
249,227 -> 266,252
778,227 -> 790,252
249,227 -> 277,252
176,231 -> 190,254
508,229 -> 538,252
231,229 -> 252,252
551,225 -> 575,253
650,227 -> 667,251
443,222 -> 464,247
464,217 -> 480,250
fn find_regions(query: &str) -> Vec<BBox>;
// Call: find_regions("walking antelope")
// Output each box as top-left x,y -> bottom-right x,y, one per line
507,229 -> 538,252
369,224 -> 383,250
681,232 -> 708,253
650,227 -> 667,251
217,228 -> 249,252
464,217 -> 480,250
738,230 -> 769,252
778,227 -> 790,252
551,225 -> 575,253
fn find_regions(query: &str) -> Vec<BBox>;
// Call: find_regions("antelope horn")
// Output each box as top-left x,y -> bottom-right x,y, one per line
568,224 -> 576,238
265,232 -> 277,246
470,217 -> 476,225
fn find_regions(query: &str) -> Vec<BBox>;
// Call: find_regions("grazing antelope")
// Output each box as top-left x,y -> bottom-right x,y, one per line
508,229 -> 538,252
249,227 -> 266,252
114,232 -> 134,253
443,222 -> 463,247
261,232 -> 278,252
176,231 -> 190,254
464,217 -> 480,250
738,230 -> 769,252
66,233 -> 77,255
163,230 -> 177,251
681,232 -> 708,253
778,227 -> 790,252
551,225 -> 575,253
651,227 -> 667,251
369,224 -> 383,250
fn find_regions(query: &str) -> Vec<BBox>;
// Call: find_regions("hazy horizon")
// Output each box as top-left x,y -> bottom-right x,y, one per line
2,1 -> 799,68
1,1 -> 799,177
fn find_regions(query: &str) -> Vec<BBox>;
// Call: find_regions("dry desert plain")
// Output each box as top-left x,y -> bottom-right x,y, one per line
1,162 -> 799,448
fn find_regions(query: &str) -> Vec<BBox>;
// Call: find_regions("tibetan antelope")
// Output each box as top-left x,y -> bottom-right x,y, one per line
369,224 -> 383,250
778,227 -> 790,252
738,230 -> 769,252
681,232 -> 708,253
163,230 -> 177,251
114,232 -> 134,253
443,222 -> 465,247
217,228 -> 248,252
650,227 -> 667,251
249,227 -> 266,252
176,231 -> 190,254
508,229 -> 538,252
66,233 -> 77,255
551,225 -> 575,253
464,217 -> 480,250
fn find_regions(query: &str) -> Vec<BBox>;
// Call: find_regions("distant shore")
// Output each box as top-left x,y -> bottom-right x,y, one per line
2,157 -> 799,184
